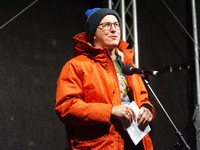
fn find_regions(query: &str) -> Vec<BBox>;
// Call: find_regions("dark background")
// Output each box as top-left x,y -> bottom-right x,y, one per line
0,0 -> 198,149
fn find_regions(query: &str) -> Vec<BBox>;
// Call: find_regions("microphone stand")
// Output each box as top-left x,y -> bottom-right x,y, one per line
142,77 -> 191,150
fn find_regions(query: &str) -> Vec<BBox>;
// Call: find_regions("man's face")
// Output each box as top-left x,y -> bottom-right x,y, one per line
93,15 -> 121,50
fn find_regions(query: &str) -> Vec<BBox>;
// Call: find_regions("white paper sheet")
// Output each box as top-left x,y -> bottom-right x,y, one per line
126,101 -> 151,145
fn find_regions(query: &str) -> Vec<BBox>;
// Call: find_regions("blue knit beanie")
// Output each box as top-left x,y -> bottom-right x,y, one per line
85,8 -> 121,45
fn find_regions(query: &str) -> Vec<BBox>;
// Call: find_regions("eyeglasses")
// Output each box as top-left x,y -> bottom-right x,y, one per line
98,22 -> 121,30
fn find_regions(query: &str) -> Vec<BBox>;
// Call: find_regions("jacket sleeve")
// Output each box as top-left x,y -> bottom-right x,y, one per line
133,74 -> 155,119
126,69 -> 155,119
55,61 -> 113,126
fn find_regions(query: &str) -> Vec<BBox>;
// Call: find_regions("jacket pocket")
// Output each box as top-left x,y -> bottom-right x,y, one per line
71,134 -> 109,150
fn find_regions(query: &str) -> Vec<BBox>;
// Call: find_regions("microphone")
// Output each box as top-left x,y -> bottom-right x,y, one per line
122,64 -> 158,77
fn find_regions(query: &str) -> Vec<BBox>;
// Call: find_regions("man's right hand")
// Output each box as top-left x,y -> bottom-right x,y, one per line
111,104 -> 135,128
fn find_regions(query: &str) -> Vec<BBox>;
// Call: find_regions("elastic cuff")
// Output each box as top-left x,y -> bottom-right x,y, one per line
141,104 -> 153,114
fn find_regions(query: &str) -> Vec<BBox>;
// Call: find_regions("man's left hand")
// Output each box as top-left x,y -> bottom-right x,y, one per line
137,106 -> 153,130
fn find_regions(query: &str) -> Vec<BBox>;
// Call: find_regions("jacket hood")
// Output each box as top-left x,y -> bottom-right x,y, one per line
73,32 -> 130,59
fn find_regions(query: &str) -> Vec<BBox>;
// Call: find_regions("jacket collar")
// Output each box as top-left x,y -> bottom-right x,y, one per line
73,32 -> 129,57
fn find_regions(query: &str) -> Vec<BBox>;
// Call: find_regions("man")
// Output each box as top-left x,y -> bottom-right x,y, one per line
55,8 -> 155,150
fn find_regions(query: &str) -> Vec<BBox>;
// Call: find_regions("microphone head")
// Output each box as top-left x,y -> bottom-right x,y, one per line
122,64 -> 134,75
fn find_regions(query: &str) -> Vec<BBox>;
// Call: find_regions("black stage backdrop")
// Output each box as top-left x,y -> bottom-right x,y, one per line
0,0 -> 198,149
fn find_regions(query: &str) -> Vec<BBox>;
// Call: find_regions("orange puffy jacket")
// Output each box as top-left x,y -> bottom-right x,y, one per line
55,32 -> 155,150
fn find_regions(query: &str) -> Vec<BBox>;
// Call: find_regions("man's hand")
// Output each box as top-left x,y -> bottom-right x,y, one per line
137,106 -> 153,130
111,104 -> 135,128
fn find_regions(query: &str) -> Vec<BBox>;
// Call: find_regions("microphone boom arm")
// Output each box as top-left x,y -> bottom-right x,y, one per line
142,78 -> 191,150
